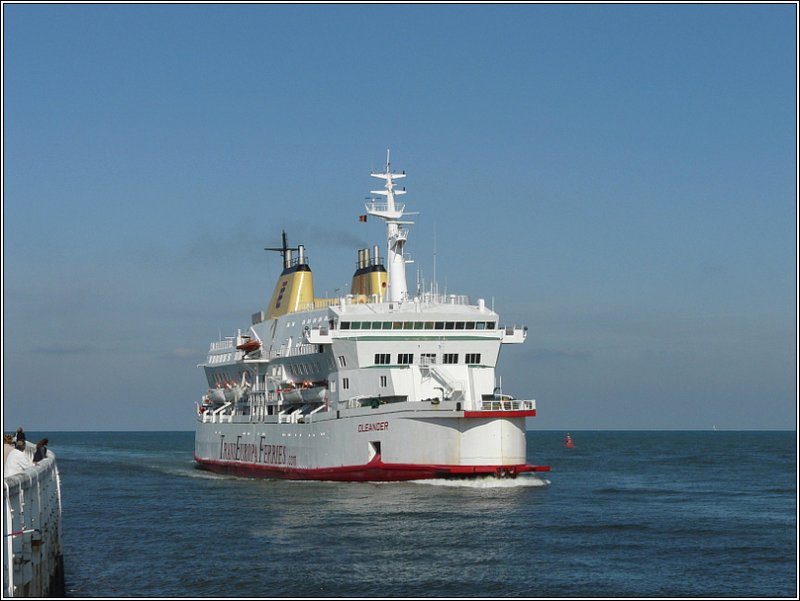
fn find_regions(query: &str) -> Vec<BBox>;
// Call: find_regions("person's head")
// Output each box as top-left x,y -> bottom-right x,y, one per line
16,427 -> 24,434
15,440 -> 26,450
3,435 -> 13,445
36,438 -> 49,448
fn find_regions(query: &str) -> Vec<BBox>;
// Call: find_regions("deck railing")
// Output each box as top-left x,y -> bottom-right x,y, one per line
479,399 -> 535,411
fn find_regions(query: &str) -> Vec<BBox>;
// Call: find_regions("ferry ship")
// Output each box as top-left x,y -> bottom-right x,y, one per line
194,154 -> 550,481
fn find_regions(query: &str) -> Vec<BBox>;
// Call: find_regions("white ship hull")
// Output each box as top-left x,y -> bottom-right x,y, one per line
195,401 -> 547,481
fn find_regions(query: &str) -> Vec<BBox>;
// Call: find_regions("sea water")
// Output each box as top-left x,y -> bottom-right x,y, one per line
29,430 -> 796,597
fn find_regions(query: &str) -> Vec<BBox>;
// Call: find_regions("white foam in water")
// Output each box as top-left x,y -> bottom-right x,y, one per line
412,475 -> 551,489
154,462 -> 235,480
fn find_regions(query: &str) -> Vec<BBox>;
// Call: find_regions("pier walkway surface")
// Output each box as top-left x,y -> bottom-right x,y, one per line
3,442 -> 65,597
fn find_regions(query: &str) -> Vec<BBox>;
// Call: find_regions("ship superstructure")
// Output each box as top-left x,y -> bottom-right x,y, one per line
194,154 -> 550,480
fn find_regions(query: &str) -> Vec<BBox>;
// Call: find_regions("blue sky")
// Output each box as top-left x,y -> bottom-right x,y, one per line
3,4 -> 797,431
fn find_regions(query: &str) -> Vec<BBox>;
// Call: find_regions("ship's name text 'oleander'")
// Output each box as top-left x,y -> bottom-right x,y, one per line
357,421 -> 390,433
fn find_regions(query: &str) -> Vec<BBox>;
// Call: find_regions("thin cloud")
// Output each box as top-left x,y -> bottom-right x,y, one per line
30,343 -> 99,356
526,348 -> 593,361
171,347 -> 201,359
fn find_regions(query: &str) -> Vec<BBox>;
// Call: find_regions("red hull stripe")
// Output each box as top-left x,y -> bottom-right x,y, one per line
194,454 -> 550,482
462,410 -> 537,418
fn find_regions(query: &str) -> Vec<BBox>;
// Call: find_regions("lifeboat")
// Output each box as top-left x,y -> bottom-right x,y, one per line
277,380 -> 327,403
237,338 -> 261,353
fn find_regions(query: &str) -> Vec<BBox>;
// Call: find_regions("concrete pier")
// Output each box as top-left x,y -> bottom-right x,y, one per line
3,443 -> 64,597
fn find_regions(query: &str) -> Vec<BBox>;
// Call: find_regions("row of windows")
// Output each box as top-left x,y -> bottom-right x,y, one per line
287,361 -> 323,377
211,371 -> 240,385
373,353 -> 482,365
340,321 -> 496,331
208,353 -> 234,364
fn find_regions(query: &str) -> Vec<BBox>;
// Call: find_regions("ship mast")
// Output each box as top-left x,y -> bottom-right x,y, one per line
366,150 -> 414,303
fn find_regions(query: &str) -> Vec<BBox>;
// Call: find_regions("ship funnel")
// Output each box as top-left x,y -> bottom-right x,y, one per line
351,245 -> 387,299
265,232 -> 314,318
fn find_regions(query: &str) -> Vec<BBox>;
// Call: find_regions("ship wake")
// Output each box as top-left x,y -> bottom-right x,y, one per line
412,475 -> 551,489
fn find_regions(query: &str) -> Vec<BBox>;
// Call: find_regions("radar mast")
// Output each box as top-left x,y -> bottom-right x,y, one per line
365,150 -> 414,303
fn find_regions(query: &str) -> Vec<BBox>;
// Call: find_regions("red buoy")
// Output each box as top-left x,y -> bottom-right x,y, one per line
564,433 -> 574,449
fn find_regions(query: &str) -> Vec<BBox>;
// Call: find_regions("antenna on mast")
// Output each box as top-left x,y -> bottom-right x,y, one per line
432,225 -> 437,297
265,230 -> 303,270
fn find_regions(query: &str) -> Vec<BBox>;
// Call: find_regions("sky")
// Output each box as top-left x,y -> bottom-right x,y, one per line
2,3 -> 797,432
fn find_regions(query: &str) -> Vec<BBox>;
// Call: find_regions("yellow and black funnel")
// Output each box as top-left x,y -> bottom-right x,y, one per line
265,231 -> 314,318
350,245 -> 387,300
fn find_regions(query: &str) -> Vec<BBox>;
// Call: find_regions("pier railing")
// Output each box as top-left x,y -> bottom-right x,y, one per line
3,445 -> 64,597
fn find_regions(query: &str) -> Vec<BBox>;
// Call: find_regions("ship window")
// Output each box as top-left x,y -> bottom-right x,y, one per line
340,322 -> 351,330
421,353 -> 436,365
382,321 -> 392,329
465,353 -> 481,364
368,322 -> 380,330
343,377 -> 350,390
338,355 -> 347,367
380,375 -> 388,387
455,322 -> 465,330
403,322 -> 413,330
443,353 -> 458,364
393,321 -> 403,330
413,322 -> 424,330
486,322 -> 496,329
424,322 -> 434,330
374,353 -> 390,365
465,321 -> 475,330
434,321 -> 444,329
476,322 -> 486,330
445,322 -> 455,330
351,322 -> 361,330
397,353 -> 414,365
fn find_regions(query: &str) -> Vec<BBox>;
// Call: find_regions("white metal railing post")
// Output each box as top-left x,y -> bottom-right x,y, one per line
4,482 -> 15,597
